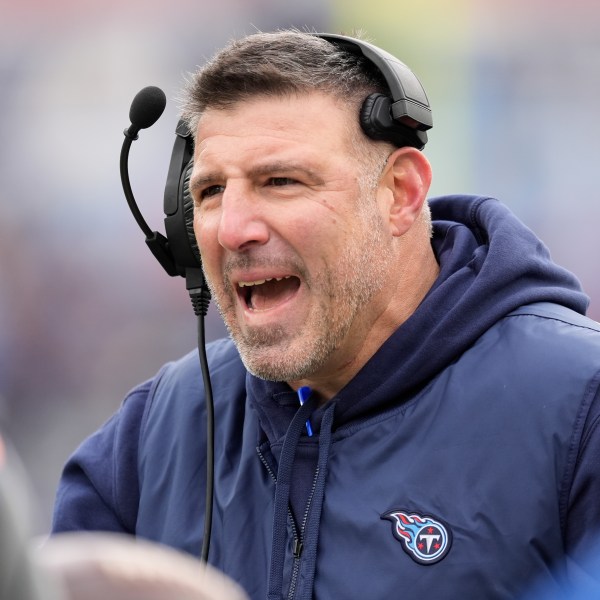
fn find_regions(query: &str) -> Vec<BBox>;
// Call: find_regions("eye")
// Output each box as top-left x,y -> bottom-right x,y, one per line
199,184 -> 225,199
268,177 -> 297,187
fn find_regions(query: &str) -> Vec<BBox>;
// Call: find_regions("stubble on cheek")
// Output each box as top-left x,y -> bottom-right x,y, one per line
199,198 -> 389,383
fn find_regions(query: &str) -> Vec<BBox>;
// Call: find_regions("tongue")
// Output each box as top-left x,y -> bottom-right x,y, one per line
250,277 -> 300,311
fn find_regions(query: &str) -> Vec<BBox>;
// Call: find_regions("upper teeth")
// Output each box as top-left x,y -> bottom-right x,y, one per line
238,276 -> 291,288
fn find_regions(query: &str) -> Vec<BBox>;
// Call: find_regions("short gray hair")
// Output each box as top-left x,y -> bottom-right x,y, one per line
180,30 -> 388,135
181,30 -> 395,193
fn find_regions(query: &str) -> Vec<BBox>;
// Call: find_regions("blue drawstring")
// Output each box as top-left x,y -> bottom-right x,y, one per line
297,386 -> 314,436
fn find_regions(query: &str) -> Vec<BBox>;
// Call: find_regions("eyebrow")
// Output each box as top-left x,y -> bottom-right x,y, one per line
189,161 -> 322,194
189,174 -> 220,195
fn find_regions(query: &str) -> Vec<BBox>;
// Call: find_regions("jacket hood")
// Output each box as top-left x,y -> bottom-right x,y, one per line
248,195 -> 589,437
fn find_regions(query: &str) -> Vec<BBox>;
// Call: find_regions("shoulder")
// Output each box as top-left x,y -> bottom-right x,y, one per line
472,302 -> 600,408
502,303 -> 600,365
152,338 -> 241,386
145,337 -> 244,409
450,302 -> 600,447
489,302 -> 600,353
507,302 -> 600,333
140,338 -> 246,443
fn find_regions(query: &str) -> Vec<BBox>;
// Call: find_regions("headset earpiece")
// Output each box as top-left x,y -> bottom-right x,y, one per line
163,121 -> 202,276
360,92 -> 428,150
181,159 -> 202,264
317,33 -> 432,150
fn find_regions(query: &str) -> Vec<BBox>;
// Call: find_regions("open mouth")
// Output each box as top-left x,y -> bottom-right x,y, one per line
238,276 -> 301,311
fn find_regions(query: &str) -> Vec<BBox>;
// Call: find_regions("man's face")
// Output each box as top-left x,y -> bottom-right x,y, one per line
190,92 -> 396,385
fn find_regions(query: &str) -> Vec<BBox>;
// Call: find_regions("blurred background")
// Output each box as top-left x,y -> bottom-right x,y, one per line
0,0 -> 598,535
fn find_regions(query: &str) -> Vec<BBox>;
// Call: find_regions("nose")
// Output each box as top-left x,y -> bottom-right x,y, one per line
216,181 -> 269,252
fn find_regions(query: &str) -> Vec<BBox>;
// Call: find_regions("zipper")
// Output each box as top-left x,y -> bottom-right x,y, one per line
257,447 -> 302,579
257,446 -> 278,484
287,466 -> 320,600
258,446 -> 320,600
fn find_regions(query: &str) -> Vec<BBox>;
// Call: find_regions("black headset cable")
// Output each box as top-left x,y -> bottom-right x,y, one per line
120,88 -> 215,562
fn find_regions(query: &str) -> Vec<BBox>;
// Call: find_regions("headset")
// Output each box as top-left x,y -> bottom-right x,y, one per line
159,33 -> 432,285
119,32 -> 432,564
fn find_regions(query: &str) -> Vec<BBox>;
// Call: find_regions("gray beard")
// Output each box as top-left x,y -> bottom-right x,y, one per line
205,194 -> 390,383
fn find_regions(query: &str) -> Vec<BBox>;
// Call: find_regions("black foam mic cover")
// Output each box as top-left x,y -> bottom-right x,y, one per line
128,86 -> 167,132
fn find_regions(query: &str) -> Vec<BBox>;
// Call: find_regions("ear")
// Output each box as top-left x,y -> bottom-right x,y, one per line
380,147 -> 432,237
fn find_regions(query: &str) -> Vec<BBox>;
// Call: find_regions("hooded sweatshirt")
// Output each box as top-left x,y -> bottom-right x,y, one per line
52,195 -> 600,599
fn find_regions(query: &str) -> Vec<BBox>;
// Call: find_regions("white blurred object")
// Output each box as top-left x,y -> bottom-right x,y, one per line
0,433 -> 45,600
33,532 -> 249,600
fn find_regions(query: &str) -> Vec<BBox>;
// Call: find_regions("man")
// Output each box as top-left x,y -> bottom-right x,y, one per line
52,30 -> 600,599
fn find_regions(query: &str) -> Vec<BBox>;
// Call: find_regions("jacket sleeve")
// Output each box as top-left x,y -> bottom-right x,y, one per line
565,378 -> 600,580
51,380 -> 151,534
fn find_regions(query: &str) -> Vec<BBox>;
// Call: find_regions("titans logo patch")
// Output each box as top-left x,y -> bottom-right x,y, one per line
381,509 -> 452,565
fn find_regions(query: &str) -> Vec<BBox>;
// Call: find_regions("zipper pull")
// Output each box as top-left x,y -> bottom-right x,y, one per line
293,538 -> 303,558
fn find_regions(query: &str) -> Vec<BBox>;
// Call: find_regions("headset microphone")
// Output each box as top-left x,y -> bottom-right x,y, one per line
119,87 -> 179,276
125,86 -> 167,138
119,87 -> 215,564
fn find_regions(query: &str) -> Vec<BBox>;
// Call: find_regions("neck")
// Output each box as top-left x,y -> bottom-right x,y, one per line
289,240 -> 440,404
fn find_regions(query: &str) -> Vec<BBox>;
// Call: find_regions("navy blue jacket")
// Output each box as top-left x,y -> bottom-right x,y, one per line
52,196 -> 600,599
